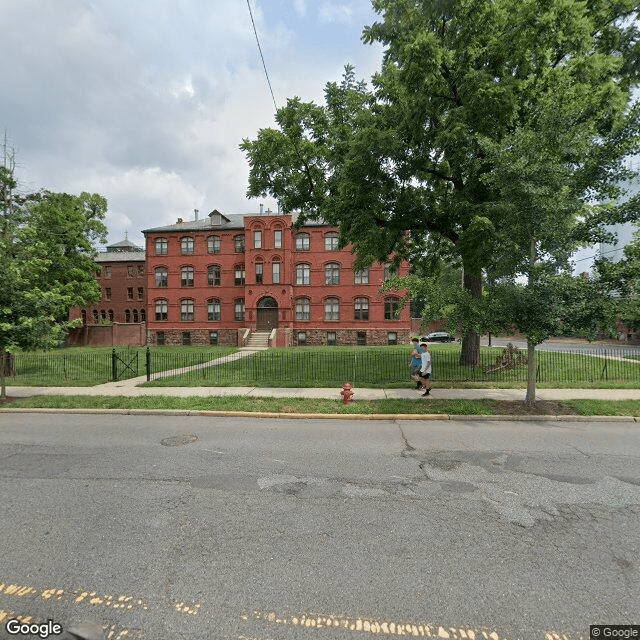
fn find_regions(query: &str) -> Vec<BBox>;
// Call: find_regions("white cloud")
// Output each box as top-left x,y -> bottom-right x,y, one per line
318,2 -> 354,24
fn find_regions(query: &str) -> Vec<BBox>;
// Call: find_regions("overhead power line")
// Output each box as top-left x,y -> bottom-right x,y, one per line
246,0 -> 278,111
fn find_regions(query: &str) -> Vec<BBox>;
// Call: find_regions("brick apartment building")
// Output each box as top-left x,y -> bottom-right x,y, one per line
143,208 -> 413,347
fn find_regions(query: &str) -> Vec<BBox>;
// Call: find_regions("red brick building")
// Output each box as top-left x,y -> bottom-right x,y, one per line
69,237 -> 146,325
143,209 -> 412,346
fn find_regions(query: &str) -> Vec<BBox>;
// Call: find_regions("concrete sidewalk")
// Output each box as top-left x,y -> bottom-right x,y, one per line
5,383 -> 640,401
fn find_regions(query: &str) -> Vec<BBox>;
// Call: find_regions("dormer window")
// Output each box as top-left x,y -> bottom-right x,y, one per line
209,209 -> 226,226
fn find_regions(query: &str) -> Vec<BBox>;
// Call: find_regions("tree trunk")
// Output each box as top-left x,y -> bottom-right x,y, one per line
525,340 -> 536,405
459,269 -> 482,366
1,350 -> 7,399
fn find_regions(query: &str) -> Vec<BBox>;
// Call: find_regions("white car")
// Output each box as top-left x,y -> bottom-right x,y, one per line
421,331 -> 455,343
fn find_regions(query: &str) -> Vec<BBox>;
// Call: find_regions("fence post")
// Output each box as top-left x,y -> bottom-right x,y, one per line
146,347 -> 151,381
112,348 -> 117,382
601,350 -> 608,380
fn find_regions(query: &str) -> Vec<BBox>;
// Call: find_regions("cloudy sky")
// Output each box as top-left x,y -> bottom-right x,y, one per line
4,0 -> 383,247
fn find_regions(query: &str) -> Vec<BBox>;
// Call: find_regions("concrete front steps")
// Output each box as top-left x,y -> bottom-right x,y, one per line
242,331 -> 271,350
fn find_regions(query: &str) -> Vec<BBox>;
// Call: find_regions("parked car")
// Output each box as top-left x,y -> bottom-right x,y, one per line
421,331 -> 455,343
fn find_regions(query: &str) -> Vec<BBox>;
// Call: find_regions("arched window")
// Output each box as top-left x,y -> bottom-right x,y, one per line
295,298 -> 310,321
181,299 -> 195,321
324,298 -> 340,321
234,299 -> 245,321
384,297 -> 400,320
207,235 -> 221,254
234,264 -> 245,286
140,308 -> 146,322
125,309 -> 131,323
354,298 -> 369,320
133,309 -> 139,323
81,310 -> 87,324
295,233 -> 310,251
234,234 -> 245,253
155,267 -> 168,287
255,260 -> 264,284
325,262 -> 340,285
208,265 -> 221,286
155,238 -> 167,255
324,232 -> 339,251
181,266 -> 194,287
108,310 -> 114,322
92,310 -> 99,323
155,299 -> 168,321
296,263 -> 310,285
272,259 -> 281,284
181,236 -> 194,254
207,299 -> 221,321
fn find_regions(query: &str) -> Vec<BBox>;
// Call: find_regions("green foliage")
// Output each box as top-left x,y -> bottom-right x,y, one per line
0,157 -> 108,392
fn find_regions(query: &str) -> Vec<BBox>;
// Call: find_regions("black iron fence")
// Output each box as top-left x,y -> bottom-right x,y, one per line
3,345 -> 640,387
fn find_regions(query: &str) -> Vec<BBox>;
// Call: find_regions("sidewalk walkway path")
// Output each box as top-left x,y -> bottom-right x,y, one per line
5,384 -> 640,401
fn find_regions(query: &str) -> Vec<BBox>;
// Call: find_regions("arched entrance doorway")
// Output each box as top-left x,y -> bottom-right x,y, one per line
257,296 -> 279,330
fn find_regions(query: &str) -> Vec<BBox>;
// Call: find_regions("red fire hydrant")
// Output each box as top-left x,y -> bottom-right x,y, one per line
341,382 -> 354,405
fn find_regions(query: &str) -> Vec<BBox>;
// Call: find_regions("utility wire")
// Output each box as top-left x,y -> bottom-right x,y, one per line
246,0 -> 278,112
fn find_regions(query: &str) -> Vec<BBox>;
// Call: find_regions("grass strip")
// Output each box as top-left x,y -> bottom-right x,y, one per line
2,395 -> 639,417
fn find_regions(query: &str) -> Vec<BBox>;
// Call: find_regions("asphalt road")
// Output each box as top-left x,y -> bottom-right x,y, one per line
0,413 -> 638,640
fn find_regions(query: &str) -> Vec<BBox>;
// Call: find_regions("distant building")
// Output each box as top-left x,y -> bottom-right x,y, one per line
69,237 -> 146,326
142,209 -> 412,347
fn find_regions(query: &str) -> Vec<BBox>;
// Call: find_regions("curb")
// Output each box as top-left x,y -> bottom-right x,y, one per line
1,408 -> 638,422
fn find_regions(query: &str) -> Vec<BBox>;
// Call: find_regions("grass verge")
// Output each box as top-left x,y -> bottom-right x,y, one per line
2,395 -> 639,417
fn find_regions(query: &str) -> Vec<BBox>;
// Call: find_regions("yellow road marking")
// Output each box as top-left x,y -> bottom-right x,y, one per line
244,609 -> 586,640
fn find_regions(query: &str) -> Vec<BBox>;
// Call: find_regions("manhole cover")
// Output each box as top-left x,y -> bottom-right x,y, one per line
161,434 -> 199,447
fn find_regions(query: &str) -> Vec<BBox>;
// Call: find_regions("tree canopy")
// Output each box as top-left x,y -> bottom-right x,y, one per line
0,152 -> 107,396
241,0 -> 640,369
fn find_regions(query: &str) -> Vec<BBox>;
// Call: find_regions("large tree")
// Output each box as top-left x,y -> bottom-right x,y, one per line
0,153 -> 107,397
242,0 -> 640,366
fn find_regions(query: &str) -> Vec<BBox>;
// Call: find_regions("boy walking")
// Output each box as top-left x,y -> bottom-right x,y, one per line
418,342 -> 432,396
409,338 -> 422,389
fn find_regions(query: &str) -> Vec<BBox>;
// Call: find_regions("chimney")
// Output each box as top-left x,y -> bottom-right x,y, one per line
177,217 -> 183,224
259,204 -> 264,215
194,209 -> 199,221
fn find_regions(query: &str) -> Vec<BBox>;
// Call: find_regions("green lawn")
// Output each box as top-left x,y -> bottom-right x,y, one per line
3,394 -> 640,417
3,344 -> 639,388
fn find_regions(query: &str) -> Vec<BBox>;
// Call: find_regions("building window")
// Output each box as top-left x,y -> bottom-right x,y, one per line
295,233 -> 310,251
235,299 -> 245,321
357,331 -> 367,346
207,299 -> 221,321
104,266 -> 112,278
155,299 -> 168,321
209,331 -> 219,346
125,309 -> 131,323
295,298 -> 310,321
155,267 -> 168,288
181,299 -> 195,321
274,229 -> 282,249
101,310 -> 106,320
325,232 -> 339,251
181,266 -> 194,287
92,310 -> 99,323
234,265 -> 245,286
297,332 -> 307,346
127,265 -> 135,278
327,332 -> 337,346
354,298 -> 369,320
133,309 -> 139,323
138,287 -> 144,300
207,265 -> 221,286
181,237 -> 194,254
141,308 -> 146,322
384,297 -> 400,320
272,260 -> 281,284
388,332 -> 398,345
234,234 -> 245,253
127,287 -> 134,300
254,229 -> 262,249
155,238 -> 168,255
354,268 -> 369,284
255,261 -> 263,284
325,262 -> 340,285
105,288 -> 112,301
108,309 -> 114,321
182,331 -> 191,345
207,235 -> 221,254
324,298 -> 340,321
384,263 -> 393,281
296,263 -> 310,285
157,331 -> 165,345
137,265 -> 144,277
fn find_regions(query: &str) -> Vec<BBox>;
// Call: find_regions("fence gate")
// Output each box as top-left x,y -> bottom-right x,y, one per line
112,349 -> 139,381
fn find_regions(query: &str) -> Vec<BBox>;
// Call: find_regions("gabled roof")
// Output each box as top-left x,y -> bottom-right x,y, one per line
142,210 -> 246,234
106,238 -> 144,252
